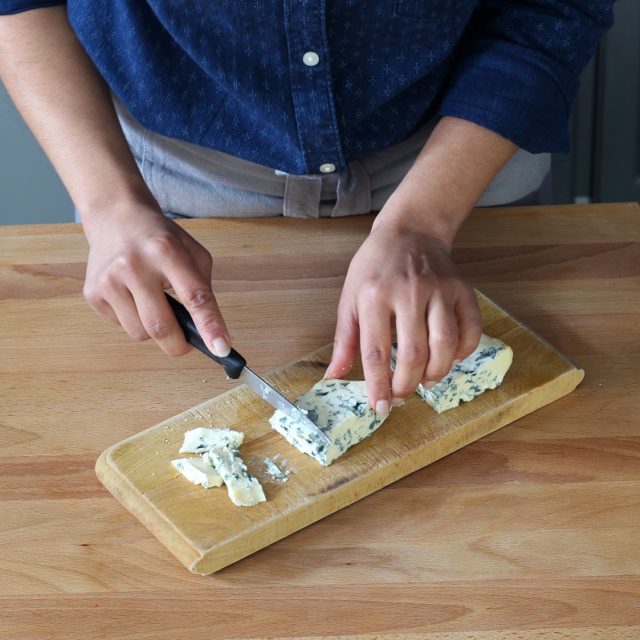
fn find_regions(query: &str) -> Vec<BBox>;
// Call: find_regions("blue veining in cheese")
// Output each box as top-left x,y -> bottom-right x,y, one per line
391,334 -> 513,413
179,427 -> 243,454
205,447 -> 266,507
268,379 -> 388,466
171,456 -> 223,489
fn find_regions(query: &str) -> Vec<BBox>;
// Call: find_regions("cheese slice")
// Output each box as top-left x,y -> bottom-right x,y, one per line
179,427 -> 243,454
269,379 -> 387,466
171,456 -> 223,489
205,447 -> 266,507
391,334 -> 513,413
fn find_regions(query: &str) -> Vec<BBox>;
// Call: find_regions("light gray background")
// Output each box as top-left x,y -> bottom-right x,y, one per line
0,81 -> 74,225
0,0 -> 637,226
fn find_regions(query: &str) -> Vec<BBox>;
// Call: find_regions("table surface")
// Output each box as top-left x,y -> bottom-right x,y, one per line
1,203 -> 638,640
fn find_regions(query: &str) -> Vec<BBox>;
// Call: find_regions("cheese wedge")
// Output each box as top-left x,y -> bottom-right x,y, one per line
171,456 -> 223,489
205,447 -> 266,507
179,427 -> 243,454
269,379 -> 387,466
391,334 -> 513,413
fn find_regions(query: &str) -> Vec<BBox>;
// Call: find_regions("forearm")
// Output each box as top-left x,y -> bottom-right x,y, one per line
374,116 -> 517,247
0,6 -> 155,229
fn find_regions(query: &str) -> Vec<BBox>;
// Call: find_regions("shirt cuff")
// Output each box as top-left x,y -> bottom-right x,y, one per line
0,1 -> 65,15
438,39 -> 579,155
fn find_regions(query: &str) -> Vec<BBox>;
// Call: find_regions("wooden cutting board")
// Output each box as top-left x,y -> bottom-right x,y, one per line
95,291 -> 584,575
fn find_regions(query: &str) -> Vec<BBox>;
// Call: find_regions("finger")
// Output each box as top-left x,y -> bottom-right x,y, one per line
359,294 -> 392,417
104,286 -> 150,342
83,284 -> 120,325
424,292 -> 458,384
325,297 -> 359,380
167,257 -> 230,357
454,288 -> 483,360
128,281 -> 191,356
391,301 -> 429,399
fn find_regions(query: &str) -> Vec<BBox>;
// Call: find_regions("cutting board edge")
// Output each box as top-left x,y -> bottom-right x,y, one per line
95,448 -> 204,571
189,364 -> 585,575
475,289 -> 583,373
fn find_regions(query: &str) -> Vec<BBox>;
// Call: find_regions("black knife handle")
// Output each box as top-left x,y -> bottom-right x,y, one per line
164,292 -> 246,379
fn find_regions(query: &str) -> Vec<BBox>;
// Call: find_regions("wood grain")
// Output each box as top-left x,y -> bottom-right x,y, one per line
0,203 -> 638,638
96,293 -> 583,574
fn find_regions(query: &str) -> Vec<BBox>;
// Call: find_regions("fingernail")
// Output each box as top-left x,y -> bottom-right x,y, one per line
422,381 -> 436,389
211,337 -> 231,357
453,359 -> 462,366
391,397 -> 405,407
375,399 -> 390,419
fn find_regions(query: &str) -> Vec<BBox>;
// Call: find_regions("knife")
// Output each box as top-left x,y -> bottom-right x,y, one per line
164,293 -> 332,447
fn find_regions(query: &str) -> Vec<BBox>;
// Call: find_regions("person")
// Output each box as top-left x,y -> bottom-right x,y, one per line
0,2 -> 613,418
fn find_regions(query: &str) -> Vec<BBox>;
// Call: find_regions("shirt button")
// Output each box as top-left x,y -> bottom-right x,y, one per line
319,163 -> 336,173
302,51 -> 320,67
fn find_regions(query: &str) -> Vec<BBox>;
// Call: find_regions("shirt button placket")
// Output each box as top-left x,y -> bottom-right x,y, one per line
302,52 -> 335,173
285,1 -> 345,175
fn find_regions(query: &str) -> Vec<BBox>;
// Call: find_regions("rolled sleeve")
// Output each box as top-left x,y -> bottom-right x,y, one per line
0,1 -> 64,15
438,1 -> 614,154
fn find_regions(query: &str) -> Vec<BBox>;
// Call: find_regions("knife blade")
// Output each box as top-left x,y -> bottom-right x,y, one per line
238,367 -> 332,446
164,293 -> 332,447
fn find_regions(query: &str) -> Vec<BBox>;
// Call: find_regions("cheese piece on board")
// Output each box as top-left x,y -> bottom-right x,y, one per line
269,379 -> 387,466
391,334 -> 513,413
205,447 -> 266,507
179,427 -> 244,454
171,457 -> 223,489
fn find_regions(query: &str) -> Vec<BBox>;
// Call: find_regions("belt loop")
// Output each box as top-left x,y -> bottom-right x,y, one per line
283,174 -> 323,218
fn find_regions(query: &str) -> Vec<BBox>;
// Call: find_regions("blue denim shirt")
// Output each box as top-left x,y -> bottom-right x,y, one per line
2,1 -> 614,174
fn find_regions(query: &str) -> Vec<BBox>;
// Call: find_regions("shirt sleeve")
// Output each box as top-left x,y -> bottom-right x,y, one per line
437,1 -> 615,154
0,1 -> 64,15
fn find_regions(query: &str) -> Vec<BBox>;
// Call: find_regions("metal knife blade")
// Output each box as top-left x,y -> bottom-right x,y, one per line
240,367 -> 333,447
164,292 -> 332,447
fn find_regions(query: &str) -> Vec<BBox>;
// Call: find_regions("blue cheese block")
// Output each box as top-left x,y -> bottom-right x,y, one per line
179,427 -> 244,454
391,334 -> 513,413
171,456 -> 223,489
268,379 -> 387,466
205,447 -> 266,507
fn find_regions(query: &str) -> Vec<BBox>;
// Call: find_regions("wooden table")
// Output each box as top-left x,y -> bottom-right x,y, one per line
1,203 -> 638,640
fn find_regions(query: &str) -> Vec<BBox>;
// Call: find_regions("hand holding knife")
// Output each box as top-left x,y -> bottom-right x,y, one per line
164,293 -> 332,447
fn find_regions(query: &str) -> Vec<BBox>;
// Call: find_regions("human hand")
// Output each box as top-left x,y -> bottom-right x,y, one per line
82,202 -> 231,357
324,220 -> 482,417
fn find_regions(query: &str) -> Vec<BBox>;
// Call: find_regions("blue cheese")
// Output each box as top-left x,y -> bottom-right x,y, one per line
205,447 -> 266,507
391,334 -> 513,413
269,379 -> 388,466
179,427 -> 243,454
171,456 -> 223,489
263,457 -> 292,483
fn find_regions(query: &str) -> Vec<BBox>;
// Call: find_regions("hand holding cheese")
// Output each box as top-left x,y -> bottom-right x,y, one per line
326,224 -> 482,415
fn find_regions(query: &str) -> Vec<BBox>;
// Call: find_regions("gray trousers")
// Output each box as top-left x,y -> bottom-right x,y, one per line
114,99 -> 551,219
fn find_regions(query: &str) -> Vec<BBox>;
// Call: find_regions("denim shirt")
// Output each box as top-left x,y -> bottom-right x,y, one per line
2,1 -> 614,174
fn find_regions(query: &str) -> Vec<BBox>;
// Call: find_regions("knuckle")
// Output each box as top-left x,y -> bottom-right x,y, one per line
182,286 -> 215,311
397,343 -> 427,367
113,252 -> 141,274
144,319 -> 172,341
359,283 -> 384,305
363,344 -> 389,368
82,283 -> 100,305
148,233 -> 179,257
431,330 -> 458,348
